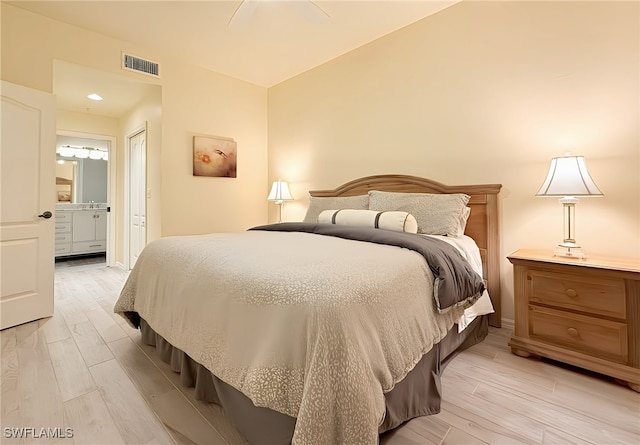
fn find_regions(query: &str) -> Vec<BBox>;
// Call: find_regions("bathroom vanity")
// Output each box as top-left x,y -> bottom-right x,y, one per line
55,205 -> 107,257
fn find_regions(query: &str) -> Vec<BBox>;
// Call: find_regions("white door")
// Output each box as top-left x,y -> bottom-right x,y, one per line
1,81 -> 56,330
129,130 -> 146,268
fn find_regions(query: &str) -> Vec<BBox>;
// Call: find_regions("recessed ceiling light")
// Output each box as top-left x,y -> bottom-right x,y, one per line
87,93 -> 103,101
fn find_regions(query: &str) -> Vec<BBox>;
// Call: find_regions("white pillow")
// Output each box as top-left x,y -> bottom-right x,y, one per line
368,190 -> 470,236
302,195 -> 369,223
317,209 -> 418,233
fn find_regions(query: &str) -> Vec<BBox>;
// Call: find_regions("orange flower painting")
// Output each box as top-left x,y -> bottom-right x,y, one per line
193,135 -> 237,178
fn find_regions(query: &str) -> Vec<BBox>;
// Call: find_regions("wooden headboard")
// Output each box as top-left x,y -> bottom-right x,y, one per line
310,174 -> 503,327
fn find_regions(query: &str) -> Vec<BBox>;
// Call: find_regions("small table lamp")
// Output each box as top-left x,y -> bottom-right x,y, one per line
536,155 -> 603,259
267,180 -> 293,223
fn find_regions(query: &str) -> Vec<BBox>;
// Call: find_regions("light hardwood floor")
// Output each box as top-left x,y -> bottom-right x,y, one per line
1,259 -> 639,444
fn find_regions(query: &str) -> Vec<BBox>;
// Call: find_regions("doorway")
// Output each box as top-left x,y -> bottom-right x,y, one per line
55,131 -> 116,268
52,59 -> 161,271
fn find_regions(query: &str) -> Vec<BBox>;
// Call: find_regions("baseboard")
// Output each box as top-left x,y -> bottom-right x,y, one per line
115,261 -> 127,271
501,318 -> 515,331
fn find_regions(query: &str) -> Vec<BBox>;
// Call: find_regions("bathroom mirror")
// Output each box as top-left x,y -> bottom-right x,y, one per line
55,156 -> 107,204
56,135 -> 109,205
55,159 -> 76,202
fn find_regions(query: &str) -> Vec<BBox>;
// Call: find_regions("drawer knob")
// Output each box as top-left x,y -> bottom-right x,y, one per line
567,327 -> 579,337
565,288 -> 578,298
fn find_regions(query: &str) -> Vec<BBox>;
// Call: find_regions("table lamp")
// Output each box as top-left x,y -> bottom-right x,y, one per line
536,155 -> 603,258
267,180 -> 293,223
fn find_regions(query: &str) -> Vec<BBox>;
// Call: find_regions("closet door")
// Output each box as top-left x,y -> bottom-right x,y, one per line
128,129 -> 146,268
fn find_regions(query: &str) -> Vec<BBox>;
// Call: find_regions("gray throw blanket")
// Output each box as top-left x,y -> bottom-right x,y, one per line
250,222 -> 485,312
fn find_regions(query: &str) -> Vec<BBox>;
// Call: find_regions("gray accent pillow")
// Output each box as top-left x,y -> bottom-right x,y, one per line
302,195 -> 369,223
368,190 -> 470,236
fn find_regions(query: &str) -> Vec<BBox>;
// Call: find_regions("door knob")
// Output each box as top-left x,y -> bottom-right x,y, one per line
38,211 -> 53,219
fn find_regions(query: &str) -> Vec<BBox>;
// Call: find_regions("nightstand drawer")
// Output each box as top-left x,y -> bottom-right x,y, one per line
528,270 -> 626,319
529,305 -> 628,363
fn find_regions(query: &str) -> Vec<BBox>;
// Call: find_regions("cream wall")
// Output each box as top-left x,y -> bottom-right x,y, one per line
2,3 -> 269,264
268,1 -> 640,322
160,57 -> 268,235
56,110 -> 120,139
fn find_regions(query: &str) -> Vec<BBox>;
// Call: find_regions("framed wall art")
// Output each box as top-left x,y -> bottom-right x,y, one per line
193,135 -> 237,178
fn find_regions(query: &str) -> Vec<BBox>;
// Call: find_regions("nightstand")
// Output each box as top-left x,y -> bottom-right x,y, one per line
507,249 -> 640,391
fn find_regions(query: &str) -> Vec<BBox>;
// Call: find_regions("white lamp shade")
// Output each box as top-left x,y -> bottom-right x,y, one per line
267,180 -> 293,203
536,155 -> 603,197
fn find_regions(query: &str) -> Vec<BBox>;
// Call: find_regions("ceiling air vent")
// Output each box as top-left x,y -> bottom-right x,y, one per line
122,53 -> 160,78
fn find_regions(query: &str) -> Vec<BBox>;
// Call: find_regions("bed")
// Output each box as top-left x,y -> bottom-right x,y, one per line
115,174 -> 502,445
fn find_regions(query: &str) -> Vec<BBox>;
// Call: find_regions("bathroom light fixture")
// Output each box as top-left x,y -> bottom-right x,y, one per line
267,180 -> 294,223
74,148 -> 90,159
89,150 -> 104,160
58,146 -> 75,158
57,145 -> 108,161
87,93 -> 103,101
536,155 -> 603,259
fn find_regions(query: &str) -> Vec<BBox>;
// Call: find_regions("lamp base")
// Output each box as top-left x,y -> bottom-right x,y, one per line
554,245 -> 586,259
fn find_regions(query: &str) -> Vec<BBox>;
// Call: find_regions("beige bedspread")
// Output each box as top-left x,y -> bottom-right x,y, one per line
114,230 -> 467,445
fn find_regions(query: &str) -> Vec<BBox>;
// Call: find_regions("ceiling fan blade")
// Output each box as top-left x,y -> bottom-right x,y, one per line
287,1 -> 329,24
228,0 -> 260,28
